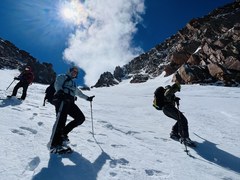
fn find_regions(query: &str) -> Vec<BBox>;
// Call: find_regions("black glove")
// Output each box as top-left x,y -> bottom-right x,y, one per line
87,95 -> 95,102
14,77 -> 20,80
175,97 -> 180,106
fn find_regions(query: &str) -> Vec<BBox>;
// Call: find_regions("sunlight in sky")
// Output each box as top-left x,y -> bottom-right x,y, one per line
4,0 -> 90,48
58,0 -> 88,26
1,0 -> 144,85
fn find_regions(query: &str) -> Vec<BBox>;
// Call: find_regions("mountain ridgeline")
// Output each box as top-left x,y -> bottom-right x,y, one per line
0,38 -> 56,84
94,1 -> 240,87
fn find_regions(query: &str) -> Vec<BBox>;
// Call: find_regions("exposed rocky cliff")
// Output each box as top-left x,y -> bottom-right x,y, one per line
94,1 -> 240,87
0,38 -> 56,84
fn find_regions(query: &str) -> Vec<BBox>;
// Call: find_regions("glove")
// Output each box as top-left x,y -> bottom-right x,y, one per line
175,97 -> 180,101
87,95 -> 95,102
175,97 -> 180,106
14,77 -> 20,80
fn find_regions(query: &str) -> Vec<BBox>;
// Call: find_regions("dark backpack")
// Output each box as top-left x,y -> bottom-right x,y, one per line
43,82 -> 55,105
153,86 -> 165,110
43,76 -> 71,106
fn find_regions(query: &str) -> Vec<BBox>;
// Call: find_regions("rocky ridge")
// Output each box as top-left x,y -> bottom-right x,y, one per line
0,38 -> 56,84
94,1 -> 240,87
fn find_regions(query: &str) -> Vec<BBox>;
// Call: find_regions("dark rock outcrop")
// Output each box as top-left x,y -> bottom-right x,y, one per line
93,72 -> 119,88
0,38 -> 56,84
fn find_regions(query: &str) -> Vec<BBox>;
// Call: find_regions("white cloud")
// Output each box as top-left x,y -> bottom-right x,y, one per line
63,0 -> 145,86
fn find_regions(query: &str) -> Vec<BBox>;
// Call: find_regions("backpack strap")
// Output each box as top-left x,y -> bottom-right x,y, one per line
61,75 -> 75,95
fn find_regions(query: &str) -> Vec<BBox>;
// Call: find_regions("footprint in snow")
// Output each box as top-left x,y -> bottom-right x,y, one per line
111,144 -> 126,148
98,120 -> 108,124
29,113 -> 38,120
109,172 -> 117,177
26,104 -> 39,108
87,139 -> 94,143
145,169 -> 168,177
87,138 -> 104,145
37,122 -> 43,126
11,127 -> 37,135
110,158 -> 129,168
11,107 -> 22,111
26,156 -> 40,171
11,129 -> 25,136
20,127 -> 37,134
160,137 -> 170,142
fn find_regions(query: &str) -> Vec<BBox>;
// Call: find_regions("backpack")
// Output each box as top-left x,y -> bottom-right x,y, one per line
43,75 -> 71,106
153,86 -> 165,110
43,82 -> 55,105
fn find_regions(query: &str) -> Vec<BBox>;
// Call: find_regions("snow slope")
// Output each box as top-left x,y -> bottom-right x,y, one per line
0,69 -> 239,180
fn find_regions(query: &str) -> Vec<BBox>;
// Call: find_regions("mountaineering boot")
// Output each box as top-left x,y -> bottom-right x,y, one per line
180,137 -> 196,147
50,145 -> 72,154
61,134 -> 70,146
170,132 -> 181,141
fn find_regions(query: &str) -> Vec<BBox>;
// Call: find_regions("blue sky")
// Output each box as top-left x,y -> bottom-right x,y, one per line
0,0 -> 234,86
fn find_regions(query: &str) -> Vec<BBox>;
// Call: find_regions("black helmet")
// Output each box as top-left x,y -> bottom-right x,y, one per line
172,83 -> 181,92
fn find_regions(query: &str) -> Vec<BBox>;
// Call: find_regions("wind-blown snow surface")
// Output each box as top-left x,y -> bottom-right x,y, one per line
0,69 -> 239,180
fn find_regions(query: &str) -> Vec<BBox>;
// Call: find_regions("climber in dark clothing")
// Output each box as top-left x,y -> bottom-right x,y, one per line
162,83 -> 195,147
8,66 -> 34,100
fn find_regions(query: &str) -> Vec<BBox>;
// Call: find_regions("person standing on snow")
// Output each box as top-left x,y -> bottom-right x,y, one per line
162,83 -> 195,147
49,66 -> 95,153
8,66 -> 34,100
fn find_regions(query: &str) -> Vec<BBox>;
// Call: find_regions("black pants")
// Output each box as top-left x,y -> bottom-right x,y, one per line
11,81 -> 29,100
51,100 -> 85,147
162,104 -> 189,138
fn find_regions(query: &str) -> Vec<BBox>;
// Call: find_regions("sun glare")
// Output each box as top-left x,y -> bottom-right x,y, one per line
59,0 -> 88,26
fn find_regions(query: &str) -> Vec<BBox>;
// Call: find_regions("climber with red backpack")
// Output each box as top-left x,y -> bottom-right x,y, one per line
7,66 -> 34,100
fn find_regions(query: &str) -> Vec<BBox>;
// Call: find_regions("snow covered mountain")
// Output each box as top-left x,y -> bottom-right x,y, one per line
0,69 -> 239,180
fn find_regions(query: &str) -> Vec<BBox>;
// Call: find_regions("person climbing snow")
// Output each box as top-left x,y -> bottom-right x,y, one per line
155,82 -> 196,147
49,66 -> 95,154
8,66 -> 34,100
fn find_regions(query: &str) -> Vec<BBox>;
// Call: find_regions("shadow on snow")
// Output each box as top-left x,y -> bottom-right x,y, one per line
32,151 -> 111,180
193,133 -> 240,174
0,98 -> 22,107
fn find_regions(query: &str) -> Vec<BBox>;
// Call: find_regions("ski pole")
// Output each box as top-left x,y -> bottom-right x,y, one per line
43,96 -> 47,106
90,101 -> 94,136
43,99 -> 46,106
6,79 -> 15,90
48,100 -> 64,149
90,101 -> 104,151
